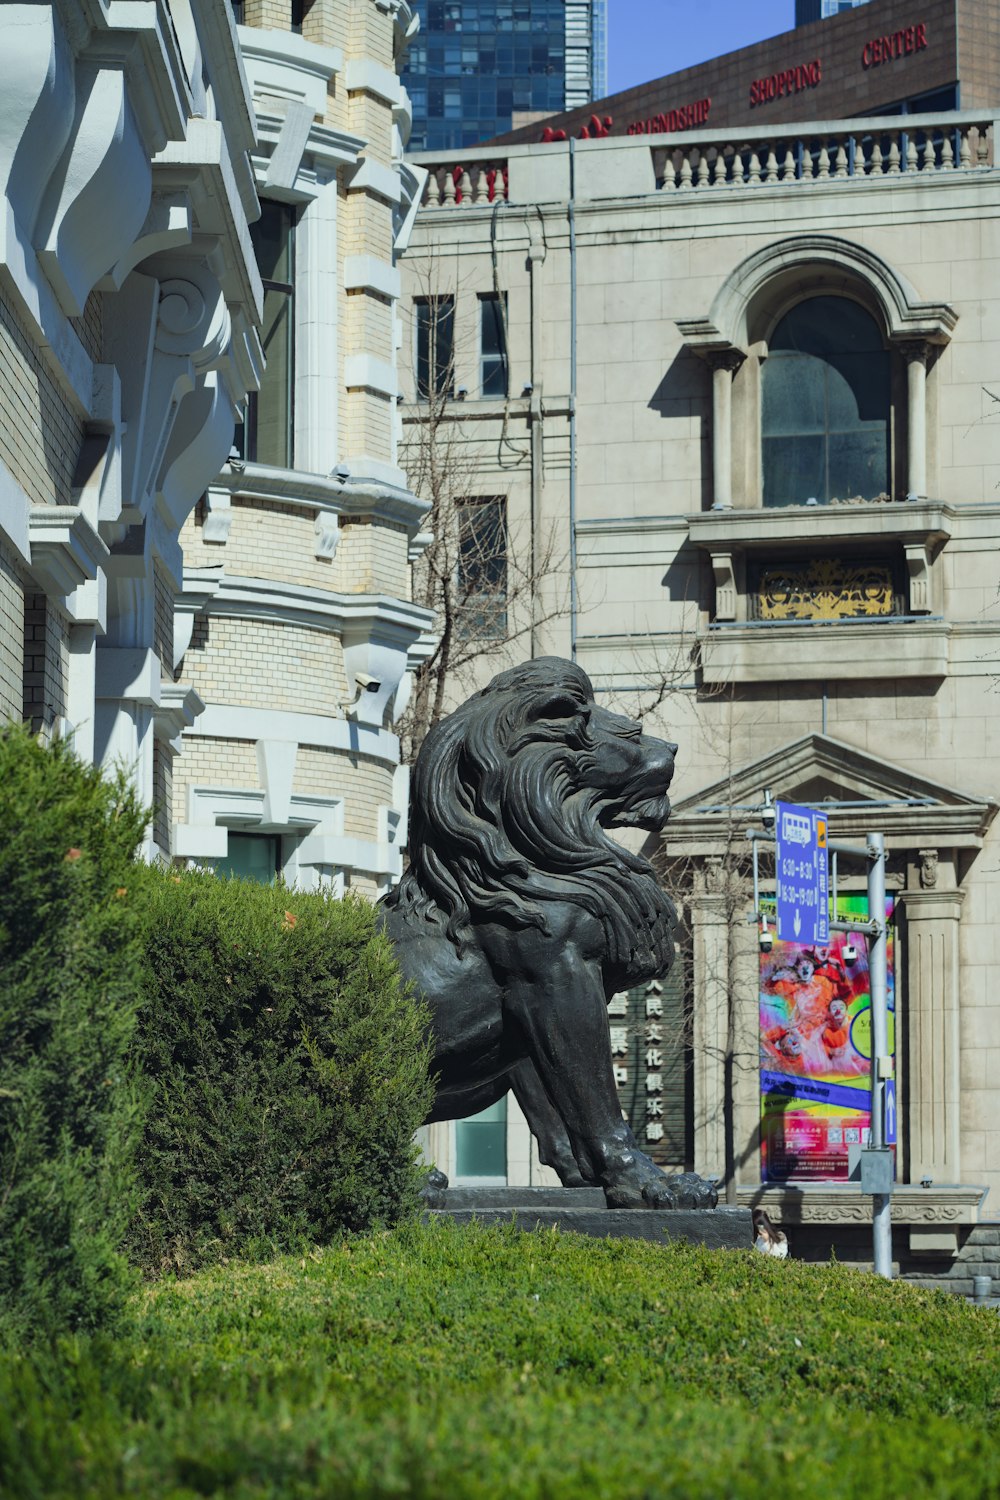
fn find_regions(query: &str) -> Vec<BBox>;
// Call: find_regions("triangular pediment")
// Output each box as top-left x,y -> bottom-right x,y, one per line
666,734 -> 997,855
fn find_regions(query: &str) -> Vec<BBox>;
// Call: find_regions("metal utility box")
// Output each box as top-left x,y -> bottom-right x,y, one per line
860,1148 -> 894,1196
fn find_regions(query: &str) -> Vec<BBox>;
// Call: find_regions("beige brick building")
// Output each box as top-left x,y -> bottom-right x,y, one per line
172,0 -> 432,897
400,105 -> 1000,1281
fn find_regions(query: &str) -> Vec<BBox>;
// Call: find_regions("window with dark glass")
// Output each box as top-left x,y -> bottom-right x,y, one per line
215,832 -> 281,883
479,293 -> 508,397
457,496 -> 507,637
761,296 -> 890,507
234,200 -> 294,467
455,1097 -> 507,1180
416,296 -> 455,400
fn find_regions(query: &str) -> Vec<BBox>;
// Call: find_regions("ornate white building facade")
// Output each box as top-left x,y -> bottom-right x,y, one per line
0,0 -> 262,859
0,0 -> 432,900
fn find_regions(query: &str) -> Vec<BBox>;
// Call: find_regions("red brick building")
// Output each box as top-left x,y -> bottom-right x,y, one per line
492,0 -> 995,147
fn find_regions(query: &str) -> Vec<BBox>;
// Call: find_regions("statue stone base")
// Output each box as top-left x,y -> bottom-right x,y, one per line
424,1185 -> 752,1251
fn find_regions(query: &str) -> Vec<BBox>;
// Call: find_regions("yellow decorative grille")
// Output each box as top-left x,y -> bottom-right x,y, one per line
756,558 -> 896,621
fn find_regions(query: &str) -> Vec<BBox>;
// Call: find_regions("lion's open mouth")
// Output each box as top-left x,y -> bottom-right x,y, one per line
604,791 -> 672,831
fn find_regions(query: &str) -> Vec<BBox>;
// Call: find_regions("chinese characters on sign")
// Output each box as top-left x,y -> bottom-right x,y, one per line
776,801 -> 829,945
609,982 -> 673,1151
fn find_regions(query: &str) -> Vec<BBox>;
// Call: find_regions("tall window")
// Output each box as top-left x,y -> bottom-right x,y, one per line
235,200 -> 294,467
761,296 -> 890,507
457,497 -> 507,637
455,1097 -> 507,1180
416,296 -> 454,400
479,292 -> 508,397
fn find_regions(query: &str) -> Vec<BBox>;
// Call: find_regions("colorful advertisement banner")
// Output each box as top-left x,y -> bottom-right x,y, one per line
759,895 -> 895,1183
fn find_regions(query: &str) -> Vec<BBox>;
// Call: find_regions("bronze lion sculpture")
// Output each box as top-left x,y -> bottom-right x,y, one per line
381,657 -> 718,1210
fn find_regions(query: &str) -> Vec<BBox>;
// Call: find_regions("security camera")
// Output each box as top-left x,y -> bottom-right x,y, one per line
522,382 -> 533,395
759,914 -> 773,953
456,385 -> 468,399
842,942 -> 858,963
760,794 -> 775,833
921,1176 -> 933,1189
355,673 -> 382,693
333,462 -> 351,480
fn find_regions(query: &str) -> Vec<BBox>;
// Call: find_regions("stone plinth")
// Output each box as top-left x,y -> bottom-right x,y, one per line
425,1187 -> 752,1250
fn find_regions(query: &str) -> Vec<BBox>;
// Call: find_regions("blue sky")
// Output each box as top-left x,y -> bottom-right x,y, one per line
607,1 -> 797,96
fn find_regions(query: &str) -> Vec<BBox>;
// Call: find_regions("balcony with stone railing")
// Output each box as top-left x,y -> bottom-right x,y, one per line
653,112 -> 994,189
420,161 -> 509,206
410,111 -> 997,209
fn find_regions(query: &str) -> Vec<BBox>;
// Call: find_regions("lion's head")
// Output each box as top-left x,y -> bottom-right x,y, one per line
384,658 -> 677,982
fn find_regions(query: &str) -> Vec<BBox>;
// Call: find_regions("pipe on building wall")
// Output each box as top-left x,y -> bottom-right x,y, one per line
569,137 -> 578,663
527,212 -> 546,658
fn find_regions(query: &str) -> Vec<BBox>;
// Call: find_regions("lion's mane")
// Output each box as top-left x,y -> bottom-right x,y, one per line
384,659 -> 676,979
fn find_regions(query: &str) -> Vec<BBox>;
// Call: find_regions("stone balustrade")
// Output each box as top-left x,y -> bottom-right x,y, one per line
654,112 -> 994,190
420,162 -> 509,206
411,113 -> 996,209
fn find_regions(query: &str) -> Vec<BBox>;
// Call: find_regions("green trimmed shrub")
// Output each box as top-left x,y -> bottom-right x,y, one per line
1,1225 -> 999,1498
0,726 -> 149,1340
127,871 -> 433,1274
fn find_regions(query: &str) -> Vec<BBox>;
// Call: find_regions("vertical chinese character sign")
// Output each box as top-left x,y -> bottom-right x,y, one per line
611,980 -> 685,1164
759,894 -> 895,1182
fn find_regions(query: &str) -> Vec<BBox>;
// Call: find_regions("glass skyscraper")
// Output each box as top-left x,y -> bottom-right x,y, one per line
795,0 -> 872,22
403,0 -> 606,152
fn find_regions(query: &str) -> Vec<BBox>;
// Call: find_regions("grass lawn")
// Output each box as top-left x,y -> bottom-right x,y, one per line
1,1220 -> 998,1499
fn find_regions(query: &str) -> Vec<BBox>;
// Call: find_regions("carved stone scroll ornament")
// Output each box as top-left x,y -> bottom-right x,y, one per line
35,61 -> 152,317
124,258 -> 239,529
381,657 -> 719,1211
776,1203 -> 963,1224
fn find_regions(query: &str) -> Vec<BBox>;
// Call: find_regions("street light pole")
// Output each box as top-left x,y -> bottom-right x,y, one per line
866,830 -> 893,1279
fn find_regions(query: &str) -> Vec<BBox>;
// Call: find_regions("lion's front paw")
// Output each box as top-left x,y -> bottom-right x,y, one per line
660,1171 -> 719,1210
604,1160 -> 719,1211
641,1176 -> 679,1209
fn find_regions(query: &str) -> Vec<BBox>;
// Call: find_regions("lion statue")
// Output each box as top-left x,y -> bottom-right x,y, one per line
381,657 -> 717,1210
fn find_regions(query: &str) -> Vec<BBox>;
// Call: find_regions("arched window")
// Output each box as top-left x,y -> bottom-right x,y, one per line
761,296 -> 890,507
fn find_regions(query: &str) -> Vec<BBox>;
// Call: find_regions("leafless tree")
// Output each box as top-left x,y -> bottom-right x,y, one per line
398,286 -> 569,762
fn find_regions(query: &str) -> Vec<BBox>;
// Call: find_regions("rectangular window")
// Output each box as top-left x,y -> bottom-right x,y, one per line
479,292 -> 508,398
234,200 -> 294,467
457,496 -> 507,637
215,832 -> 281,883
455,1097 -> 507,1180
416,296 -> 455,400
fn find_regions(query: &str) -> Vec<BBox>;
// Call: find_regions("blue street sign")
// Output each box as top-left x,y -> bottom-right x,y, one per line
775,801 -> 830,945
884,1078 -> 897,1146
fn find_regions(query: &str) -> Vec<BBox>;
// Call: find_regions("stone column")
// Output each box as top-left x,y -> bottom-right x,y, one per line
901,341 -> 932,499
899,848 -> 963,1183
706,349 -> 745,510
295,176 -> 340,475
690,858 -> 757,1189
